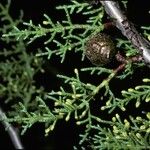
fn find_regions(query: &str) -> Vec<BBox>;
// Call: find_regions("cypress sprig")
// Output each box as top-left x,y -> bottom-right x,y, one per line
0,0 -> 150,149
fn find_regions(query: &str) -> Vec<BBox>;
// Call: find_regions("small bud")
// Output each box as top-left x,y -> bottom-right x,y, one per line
106,100 -> 110,106
54,102 -> 60,106
146,112 -> 150,120
86,83 -> 92,87
79,111 -> 87,119
122,132 -> 127,137
146,128 -> 150,133
76,121 -> 81,125
126,53 -> 131,57
68,46 -> 71,51
148,35 -> 150,41
106,137 -> 109,140
116,136 -> 121,139
136,116 -> 142,121
57,91 -> 62,95
143,78 -> 150,82
128,88 -> 134,92
96,117 -> 102,122
50,124 -> 55,131
71,84 -> 75,89
121,90 -> 127,94
55,109 -> 60,113
75,116 -> 78,120
43,21 -> 49,25
145,97 -> 150,102
74,68 -> 78,75
124,119 -> 130,129
115,114 -> 120,119
101,106 -> 105,110
58,112 -> 65,117
72,94 -> 82,99
113,126 -> 119,133
135,86 -> 141,90
135,101 -> 140,108
65,113 -> 70,121
121,106 -> 126,111
45,123 -> 55,136
112,117 -> 116,122
45,127 -> 50,136
75,111 -> 78,120
136,133 -> 141,139
140,125 -> 146,130
100,96 -> 104,100
65,99 -> 72,105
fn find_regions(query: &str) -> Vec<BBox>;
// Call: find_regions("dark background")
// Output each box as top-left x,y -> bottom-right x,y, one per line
0,0 -> 150,149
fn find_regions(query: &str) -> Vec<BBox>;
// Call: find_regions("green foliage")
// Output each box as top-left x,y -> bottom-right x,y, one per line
2,1 -> 104,62
0,0 -> 150,149
0,0 -> 44,108
79,114 -> 150,150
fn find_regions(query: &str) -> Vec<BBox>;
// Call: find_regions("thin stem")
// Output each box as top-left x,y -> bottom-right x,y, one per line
115,52 -> 143,64
0,107 -> 24,149
100,1 -> 150,67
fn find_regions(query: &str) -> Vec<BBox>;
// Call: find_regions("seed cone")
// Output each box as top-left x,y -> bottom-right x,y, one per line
85,33 -> 116,66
